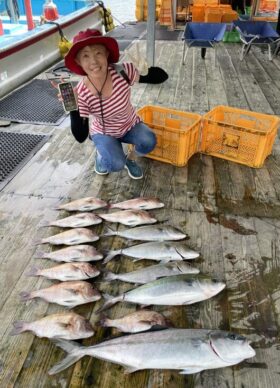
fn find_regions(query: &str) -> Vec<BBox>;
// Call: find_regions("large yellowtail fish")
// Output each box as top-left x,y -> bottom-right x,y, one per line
49,329 -> 255,375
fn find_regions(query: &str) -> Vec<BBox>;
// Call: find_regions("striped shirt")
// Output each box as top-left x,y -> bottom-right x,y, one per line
77,62 -> 140,138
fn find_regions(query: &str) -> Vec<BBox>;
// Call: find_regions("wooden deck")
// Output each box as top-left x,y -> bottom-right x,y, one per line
0,40 -> 280,387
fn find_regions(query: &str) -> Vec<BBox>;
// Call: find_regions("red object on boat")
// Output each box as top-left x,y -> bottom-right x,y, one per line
24,0 -> 35,30
0,19 -> 3,36
43,0 -> 59,21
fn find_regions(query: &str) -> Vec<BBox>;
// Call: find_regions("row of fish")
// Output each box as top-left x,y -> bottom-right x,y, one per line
13,196 -> 255,376
11,309 -> 172,340
55,196 -> 164,212
36,224 -> 188,246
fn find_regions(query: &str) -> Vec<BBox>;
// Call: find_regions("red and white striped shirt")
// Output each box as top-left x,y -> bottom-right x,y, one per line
77,62 -> 140,138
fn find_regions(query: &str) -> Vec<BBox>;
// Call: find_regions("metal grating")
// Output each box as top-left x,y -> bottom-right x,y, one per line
0,132 -> 48,190
0,79 -> 66,125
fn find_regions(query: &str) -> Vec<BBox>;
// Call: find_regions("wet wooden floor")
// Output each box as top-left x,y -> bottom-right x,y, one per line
0,40 -> 280,387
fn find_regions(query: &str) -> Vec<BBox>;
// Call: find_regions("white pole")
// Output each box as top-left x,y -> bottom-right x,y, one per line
146,0 -> 156,67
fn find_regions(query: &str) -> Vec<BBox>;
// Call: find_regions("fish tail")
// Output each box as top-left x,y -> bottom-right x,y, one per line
48,339 -> 85,375
19,291 -> 33,302
96,293 -> 122,313
97,313 -> 110,327
10,320 -> 27,335
25,265 -> 40,277
102,271 -> 117,281
33,238 -> 47,246
34,250 -> 48,259
103,250 -> 121,264
101,226 -> 117,237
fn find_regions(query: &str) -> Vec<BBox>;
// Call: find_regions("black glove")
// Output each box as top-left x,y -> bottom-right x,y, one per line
70,110 -> 89,143
139,66 -> 168,84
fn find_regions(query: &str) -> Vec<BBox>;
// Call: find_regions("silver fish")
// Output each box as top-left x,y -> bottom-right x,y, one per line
26,262 -> 100,281
36,245 -> 103,262
49,329 -> 255,375
55,197 -> 108,212
99,210 -> 157,227
99,275 -> 225,311
109,197 -> 164,210
104,241 -> 199,264
20,281 -> 101,308
102,225 -> 187,241
36,228 -> 99,246
99,309 -> 172,333
103,261 -> 200,284
10,312 -> 94,340
42,213 -> 102,228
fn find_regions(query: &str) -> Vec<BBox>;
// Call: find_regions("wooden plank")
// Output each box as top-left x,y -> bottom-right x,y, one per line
227,45 -> 274,114
205,47 -> 228,110
217,44 -> 248,109
244,54 -> 280,115
220,215 -> 280,387
190,49 -> 209,114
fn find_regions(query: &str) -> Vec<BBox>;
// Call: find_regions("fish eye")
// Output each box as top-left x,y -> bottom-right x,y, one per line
228,333 -> 243,341
212,278 -> 219,283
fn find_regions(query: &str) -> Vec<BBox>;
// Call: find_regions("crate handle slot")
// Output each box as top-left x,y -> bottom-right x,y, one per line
222,133 -> 240,149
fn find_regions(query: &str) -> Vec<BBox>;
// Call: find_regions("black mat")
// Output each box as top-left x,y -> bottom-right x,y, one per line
106,22 -> 147,40
0,79 -> 66,125
141,27 -> 183,41
0,132 -> 48,190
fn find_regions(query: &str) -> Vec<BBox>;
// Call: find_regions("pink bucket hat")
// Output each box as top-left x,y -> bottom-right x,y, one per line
65,29 -> 120,75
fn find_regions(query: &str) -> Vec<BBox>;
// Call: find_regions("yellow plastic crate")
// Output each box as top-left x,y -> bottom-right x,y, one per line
200,106 -> 280,168
138,105 -> 201,166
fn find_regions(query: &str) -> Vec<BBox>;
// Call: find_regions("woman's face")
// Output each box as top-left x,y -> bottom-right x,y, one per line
75,44 -> 109,78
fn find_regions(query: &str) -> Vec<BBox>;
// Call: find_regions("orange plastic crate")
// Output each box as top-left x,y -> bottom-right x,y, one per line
138,105 -> 201,166
192,6 -> 205,22
200,106 -> 280,168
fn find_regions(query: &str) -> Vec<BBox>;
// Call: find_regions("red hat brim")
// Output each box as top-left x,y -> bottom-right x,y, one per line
65,36 -> 120,75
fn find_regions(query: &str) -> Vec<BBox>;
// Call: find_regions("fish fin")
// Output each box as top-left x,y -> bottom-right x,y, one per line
140,304 -> 150,309
96,293 -> 122,313
148,324 -> 170,331
56,322 -> 69,329
102,271 -> 117,281
25,266 -> 40,277
64,288 -> 80,295
132,257 -> 145,263
124,366 -> 139,374
103,250 -> 121,264
159,259 -> 171,264
10,321 -> 27,335
101,226 -> 117,237
19,291 -> 32,301
180,367 -> 204,374
48,339 -> 85,375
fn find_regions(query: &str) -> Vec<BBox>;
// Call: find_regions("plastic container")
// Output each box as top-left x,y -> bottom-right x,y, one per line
200,106 -> 280,168
43,0 -> 59,21
137,105 -> 201,166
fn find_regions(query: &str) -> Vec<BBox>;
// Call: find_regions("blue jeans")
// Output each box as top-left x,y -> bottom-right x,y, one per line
91,121 -> 156,172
